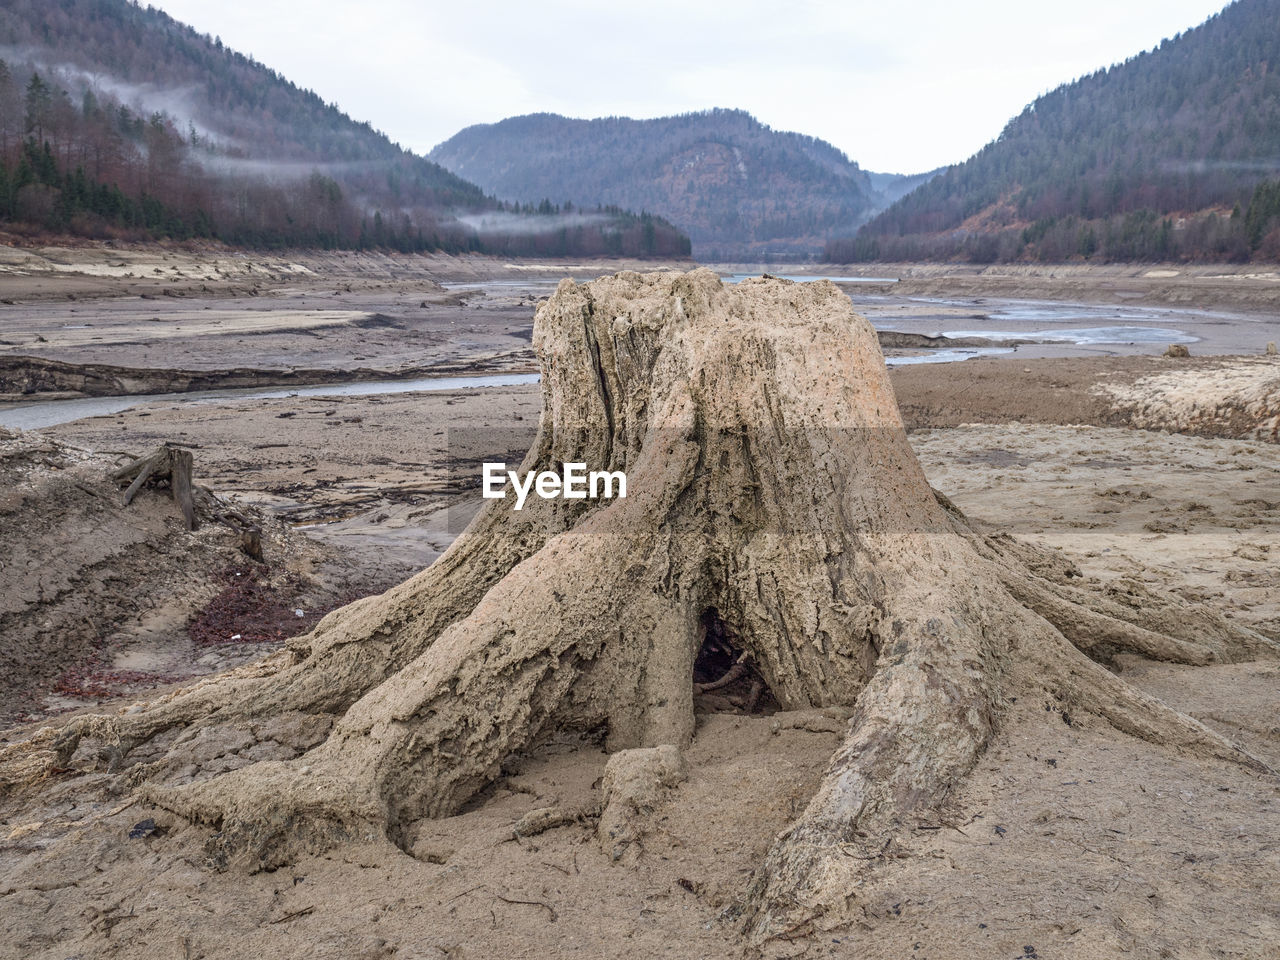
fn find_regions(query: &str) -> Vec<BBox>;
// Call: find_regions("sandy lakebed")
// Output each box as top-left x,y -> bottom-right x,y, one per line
0,245 -> 1278,960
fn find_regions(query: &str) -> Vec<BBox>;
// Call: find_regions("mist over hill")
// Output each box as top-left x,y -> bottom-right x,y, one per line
430,110 -> 931,260
0,0 -> 690,257
838,0 -> 1280,263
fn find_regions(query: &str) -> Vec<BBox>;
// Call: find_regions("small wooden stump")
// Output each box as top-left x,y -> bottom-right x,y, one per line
111,444 -> 199,530
239,526 -> 264,562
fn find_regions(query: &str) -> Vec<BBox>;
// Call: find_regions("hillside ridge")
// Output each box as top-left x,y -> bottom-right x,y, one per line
0,0 -> 689,257
839,0 -> 1280,263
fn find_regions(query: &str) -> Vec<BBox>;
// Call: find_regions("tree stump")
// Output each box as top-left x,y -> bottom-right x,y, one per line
14,269 -> 1277,942
111,443 -> 198,530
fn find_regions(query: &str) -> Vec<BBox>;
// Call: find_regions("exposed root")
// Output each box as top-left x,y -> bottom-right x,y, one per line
739,563 -> 1004,939
144,760 -> 380,872
0,727 -> 64,796
738,583 -> 1271,943
511,801 -> 601,840
977,529 -> 1280,664
695,660 -> 747,693
1001,571 -> 1218,665
598,745 -> 688,864
1031,627 -> 1272,774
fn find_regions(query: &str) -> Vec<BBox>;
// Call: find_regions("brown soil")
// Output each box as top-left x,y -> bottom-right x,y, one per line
892,354 -> 1280,441
0,353 -> 535,401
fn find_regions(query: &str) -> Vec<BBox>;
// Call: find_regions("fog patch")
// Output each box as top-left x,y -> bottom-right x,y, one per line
458,211 -> 612,235
0,45 -> 229,146
194,155 -> 390,181
1159,159 -> 1280,175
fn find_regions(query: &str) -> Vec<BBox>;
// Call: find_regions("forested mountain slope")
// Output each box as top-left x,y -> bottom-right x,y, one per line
838,0 -> 1280,263
432,109 -> 914,260
0,0 -> 689,257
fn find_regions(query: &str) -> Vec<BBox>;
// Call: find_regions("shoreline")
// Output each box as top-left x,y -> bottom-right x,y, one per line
5,352 -> 1276,442
0,353 -> 539,405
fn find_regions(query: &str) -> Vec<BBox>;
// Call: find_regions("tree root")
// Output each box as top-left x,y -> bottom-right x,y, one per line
738,578 -> 1271,942
511,801 -> 602,840
145,759 -> 380,872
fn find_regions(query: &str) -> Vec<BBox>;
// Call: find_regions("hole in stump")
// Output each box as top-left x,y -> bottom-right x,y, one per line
693,607 -> 776,715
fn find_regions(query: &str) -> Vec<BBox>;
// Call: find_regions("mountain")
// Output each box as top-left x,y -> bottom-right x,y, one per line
866,169 -> 943,209
837,0 -> 1280,263
431,109 -> 918,260
0,0 -> 689,257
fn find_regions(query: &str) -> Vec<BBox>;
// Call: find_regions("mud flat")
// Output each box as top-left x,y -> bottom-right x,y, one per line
892,353 -> 1280,441
6,249 -> 1276,406
1,413 -> 1276,960
0,254 -> 535,386
0,355 -> 539,405
0,246 -> 694,397
0,242 -> 689,302
731,260 -> 1280,311
884,261 -> 1280,315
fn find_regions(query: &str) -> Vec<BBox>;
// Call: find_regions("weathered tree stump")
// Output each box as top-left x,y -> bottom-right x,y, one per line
12,269 -> 1277,942
111,444 -> 198,530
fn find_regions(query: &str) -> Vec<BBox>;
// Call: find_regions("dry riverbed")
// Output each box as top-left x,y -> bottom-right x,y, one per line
0,247 -> 1278,959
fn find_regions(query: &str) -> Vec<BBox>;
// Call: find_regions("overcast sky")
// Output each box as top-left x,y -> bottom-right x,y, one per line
151,0 -> 1230,174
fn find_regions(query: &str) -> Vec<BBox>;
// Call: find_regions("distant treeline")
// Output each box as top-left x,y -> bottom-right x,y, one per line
839,0 -> 1280,263
828,178 -> 1280,263
0,64 -> 688,256
0,129 -> 690,261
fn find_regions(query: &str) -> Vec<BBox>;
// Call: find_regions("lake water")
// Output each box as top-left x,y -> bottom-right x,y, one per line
885,347 -> 1015,365
0,373 -> 541,431
724,273 -> 898,284
940,325 -> 1198,345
